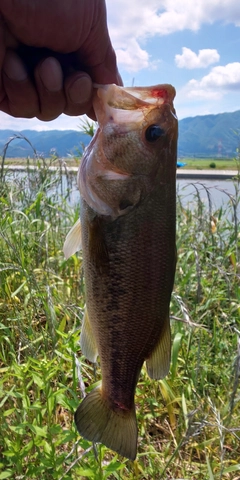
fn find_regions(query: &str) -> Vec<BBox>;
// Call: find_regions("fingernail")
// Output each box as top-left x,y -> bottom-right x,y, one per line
68,75 -> 92,104
4,53 -> 27,81
39,57 -> 63,92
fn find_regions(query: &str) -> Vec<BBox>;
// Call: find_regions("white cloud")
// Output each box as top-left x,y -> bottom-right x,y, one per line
116,38 -> 161,73
175,47 -> 220,69
0,111 -> 82,132
197,62 -> 240,89
186,62 -> 240,99
186,83 -> 222,100
105,0 -> 240,73
116,39 -> 150,72
106,0 -> 240,42
156,0 -> 240,32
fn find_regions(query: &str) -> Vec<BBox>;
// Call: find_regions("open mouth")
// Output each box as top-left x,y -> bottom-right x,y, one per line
92,83 -> 176,128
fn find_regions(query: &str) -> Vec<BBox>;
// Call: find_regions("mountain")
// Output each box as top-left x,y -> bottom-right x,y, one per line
178,110 -> 240,157
0,129 -> 90,158
0,110 -> 240,158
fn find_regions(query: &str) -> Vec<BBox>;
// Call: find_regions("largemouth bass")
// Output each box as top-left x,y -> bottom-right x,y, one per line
64,83 -> 178,460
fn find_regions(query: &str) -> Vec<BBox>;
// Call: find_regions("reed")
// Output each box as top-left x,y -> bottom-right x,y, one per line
0,152 -> 239,479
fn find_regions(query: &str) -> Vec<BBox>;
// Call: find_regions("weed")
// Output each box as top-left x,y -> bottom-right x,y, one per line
0,150 -> 239,479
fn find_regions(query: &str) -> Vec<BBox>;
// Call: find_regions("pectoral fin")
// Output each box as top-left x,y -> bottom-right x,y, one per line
80,308 -> 98,363
63,219 -> 82,259
146,321 -> 171,380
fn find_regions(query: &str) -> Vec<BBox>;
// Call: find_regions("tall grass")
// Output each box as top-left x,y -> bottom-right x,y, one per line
0,155 -> 239,479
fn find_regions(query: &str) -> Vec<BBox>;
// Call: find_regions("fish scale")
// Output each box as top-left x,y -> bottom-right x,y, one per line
63,83 -> 178,460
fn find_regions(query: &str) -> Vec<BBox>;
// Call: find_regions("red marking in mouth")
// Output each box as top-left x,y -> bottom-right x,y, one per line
151,88 -> 167,100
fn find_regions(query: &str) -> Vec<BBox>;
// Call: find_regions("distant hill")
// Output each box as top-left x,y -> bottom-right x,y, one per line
0,129 -> 90,158
0,110 -> 240,158
178,110 -> 240,157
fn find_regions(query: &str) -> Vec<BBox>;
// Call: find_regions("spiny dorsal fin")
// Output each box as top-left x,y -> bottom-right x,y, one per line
63,219 -> 82,259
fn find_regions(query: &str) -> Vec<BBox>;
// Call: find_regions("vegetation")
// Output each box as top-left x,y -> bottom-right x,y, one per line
2,157 -> 239,172
0,156 -> 239,479
177,158 -> 238,171
0,108 -> 240,159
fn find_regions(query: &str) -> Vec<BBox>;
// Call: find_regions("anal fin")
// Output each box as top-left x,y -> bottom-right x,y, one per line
80,307 -> 98,363
146,320 -> 171,380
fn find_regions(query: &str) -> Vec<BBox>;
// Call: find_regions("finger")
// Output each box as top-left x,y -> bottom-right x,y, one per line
34,57 -> 66,121
0,0 -> 95,51
89,46 -> 123,86
0,18 -> 6,102
64,72 -> 94,117
76,1 -> 123,87
2,49 -> 39,117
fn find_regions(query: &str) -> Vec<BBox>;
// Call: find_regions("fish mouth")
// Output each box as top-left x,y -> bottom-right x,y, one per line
92,83 -> 176,130
93,83 -> 175,109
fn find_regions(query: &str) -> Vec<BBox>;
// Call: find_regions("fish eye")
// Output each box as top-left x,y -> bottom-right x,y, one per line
145,124 -> 164,143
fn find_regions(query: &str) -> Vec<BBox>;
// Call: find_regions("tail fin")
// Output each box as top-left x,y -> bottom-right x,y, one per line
74,386 -> 137,460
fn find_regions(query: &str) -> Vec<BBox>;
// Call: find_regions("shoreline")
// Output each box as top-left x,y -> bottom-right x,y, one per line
2,165 -> 238,180
176,168 -> 238,180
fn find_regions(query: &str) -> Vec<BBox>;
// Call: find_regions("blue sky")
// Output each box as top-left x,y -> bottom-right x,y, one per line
1,0 -> 240,130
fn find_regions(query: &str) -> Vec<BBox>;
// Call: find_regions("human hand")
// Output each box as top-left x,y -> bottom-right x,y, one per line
0,0 -> 122,121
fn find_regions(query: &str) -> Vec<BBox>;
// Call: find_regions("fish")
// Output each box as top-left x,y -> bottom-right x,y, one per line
63,83 -> 178,460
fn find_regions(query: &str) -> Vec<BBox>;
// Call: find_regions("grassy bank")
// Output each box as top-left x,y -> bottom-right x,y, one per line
178,158 -> 238,170
0,163 -> 239,479
1,155 -> 79,170
1,156 -> 239,171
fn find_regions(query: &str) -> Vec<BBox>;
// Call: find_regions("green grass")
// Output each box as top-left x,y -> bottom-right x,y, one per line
1,156 -> 239,171
180,158 -> 238,170
1,156 -> 80,169
0,160 -> 239,479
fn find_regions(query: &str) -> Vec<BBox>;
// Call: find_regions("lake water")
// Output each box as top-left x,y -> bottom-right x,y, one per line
65,176 -> 239,214
177,179 -> 239,211
4,169 -> 239,217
